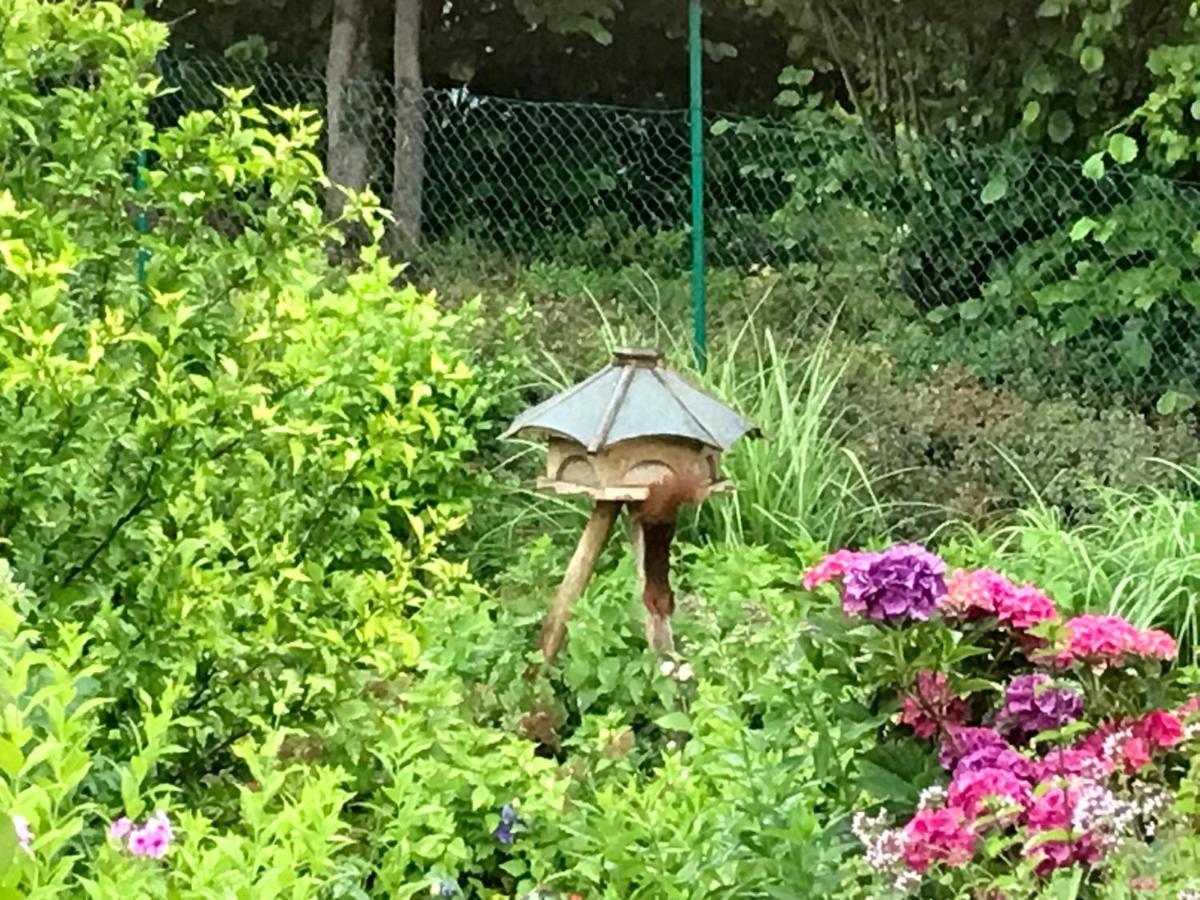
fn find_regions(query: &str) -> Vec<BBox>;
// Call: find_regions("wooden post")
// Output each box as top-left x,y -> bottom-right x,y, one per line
540,501 -> 622,661
630,514 -> 674,655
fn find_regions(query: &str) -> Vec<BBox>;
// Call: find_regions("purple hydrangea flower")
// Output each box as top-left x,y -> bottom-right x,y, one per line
938,726 -> 1009,771
999,674 -> 1084,737
842,544 -> 947,623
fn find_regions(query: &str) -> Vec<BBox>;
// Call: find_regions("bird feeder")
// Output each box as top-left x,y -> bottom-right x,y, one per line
503,347 -> 758,659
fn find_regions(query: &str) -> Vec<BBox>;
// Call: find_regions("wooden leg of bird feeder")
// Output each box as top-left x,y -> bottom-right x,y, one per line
540,500 -> 622,661
630,514 -> 674,655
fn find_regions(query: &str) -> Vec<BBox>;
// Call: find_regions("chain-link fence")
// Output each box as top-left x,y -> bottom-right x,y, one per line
153,55 -> 1200,415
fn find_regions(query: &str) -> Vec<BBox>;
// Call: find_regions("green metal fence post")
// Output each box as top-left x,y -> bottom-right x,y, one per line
688,0 -> 707,373
134,0 -> 150,286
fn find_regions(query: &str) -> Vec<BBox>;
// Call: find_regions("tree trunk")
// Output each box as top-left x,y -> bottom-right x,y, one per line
325,0 -> 373,220
391,0 -> 425,249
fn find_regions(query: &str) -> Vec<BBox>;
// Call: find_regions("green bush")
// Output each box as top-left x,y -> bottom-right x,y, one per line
0,0 -> 497,796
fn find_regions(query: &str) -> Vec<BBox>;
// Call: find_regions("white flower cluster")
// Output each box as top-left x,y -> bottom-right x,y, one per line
1071,780 -> 1135,853
659,660 -> 694,683
917,785 -> 947,812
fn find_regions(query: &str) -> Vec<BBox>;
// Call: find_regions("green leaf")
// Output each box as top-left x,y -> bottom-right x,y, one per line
655,711 -> 693,732
1037,0 -> 1064,14
1079,46 -> 1105,73
776,90 -> 802,108
1191,99 -> 1200,120
959,298 -> 985,320
0,817 -> 14,882
710,120 -> 733,137
1082,152 -> 1106,180
1069,217 -> 1097,241
980,174 -> 1009,205
1193,231 -> 1200,255
1047,110 -> 1075,144
1022,100 -> 1042,126
779,66 -> 815,87
0,741 -> 22,779
1108,133 -> 1139,164
1156,390 -> 1196,416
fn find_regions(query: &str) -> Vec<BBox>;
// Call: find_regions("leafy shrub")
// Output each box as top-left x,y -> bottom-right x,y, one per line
0,0 -> 499,798
840,357 -> 1200,529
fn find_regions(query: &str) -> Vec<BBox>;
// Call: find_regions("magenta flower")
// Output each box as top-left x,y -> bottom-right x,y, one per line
841,544 -> 946,623
901,806 -> 976,873
1022,786 -> 1103,873
1050,614 -> 1177,667
947,766 -> 1031,822
121,811 -> 174,860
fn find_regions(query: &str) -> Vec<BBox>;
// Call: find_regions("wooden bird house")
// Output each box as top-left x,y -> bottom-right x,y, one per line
504,347 -> 758,659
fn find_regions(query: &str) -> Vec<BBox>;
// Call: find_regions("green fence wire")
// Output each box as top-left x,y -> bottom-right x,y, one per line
154,55 -> 1200,415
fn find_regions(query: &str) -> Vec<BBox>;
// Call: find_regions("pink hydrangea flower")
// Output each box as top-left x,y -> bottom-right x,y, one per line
1034,747 -> 1113,782
899,671 -> 969,739
11,815 -> 32,855
1054,614 -> 1177,667
901,807 -> 976,873
947,767 -> 1030,822
941,569 -> 1057,630
1022,786 -> 1102,874
993,585 -> 1057,631
1133,628 -> 1177,660
802,549 -> 862,590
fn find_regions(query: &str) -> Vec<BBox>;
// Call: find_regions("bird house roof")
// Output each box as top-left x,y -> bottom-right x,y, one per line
502,348 -> 759,453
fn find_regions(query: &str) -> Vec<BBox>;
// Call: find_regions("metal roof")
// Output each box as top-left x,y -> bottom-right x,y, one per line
502,348 -> 759,452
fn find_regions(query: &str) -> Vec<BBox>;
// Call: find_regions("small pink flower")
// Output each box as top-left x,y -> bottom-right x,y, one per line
11,815 -> 32,855
109,817 -> 133,840
901,806 -> 976,873
802,549 -> 861,590
123,811 -> 173,860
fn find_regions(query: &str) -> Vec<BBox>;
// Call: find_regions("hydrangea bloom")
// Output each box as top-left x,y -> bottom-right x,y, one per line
900,671 -> 968,739
901,807 -> 976,873
946,767 -> 1030,821
11,814 -> 32,855
802,549 -> 863,590
938,726 -> 1010,771
942,569 -> 1057,630
1034,747 -> 1113,782
999,674 -> 1083,737
1054,615 -> 1177,667
1023,785 -> 1104,873
1136,710 -> 1184,750
841,544 -> 946,623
